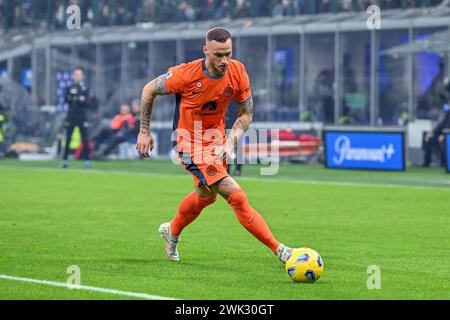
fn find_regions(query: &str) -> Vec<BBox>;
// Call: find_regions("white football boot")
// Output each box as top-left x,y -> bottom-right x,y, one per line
158,222 -> 180,262
276,244 -> 294,264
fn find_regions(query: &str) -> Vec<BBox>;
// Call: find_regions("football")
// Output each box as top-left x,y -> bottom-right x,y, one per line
285,248 -> 324,283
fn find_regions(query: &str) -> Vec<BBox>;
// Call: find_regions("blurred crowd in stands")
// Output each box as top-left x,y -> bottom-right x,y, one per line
0,0 -> 446,35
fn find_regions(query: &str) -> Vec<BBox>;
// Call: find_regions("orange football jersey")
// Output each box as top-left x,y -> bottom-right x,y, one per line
163,58 -> 252,154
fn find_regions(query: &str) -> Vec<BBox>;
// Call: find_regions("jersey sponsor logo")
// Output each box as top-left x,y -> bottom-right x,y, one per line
223,86 -> 234,97
206,165 -> 217,177
165,71 -> 173,80
193,101 -> 219,116
201,101 -> 217,111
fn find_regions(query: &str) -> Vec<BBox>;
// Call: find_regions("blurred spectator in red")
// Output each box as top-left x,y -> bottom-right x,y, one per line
92,104 -> 137,157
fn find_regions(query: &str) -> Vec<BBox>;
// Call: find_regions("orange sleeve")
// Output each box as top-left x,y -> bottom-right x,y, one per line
236,64 -> 252,104
162,64 -> 186,95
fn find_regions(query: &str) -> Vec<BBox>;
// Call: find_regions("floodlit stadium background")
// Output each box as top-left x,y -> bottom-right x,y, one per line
0,0 -> 449,165
1,0 -> 450,302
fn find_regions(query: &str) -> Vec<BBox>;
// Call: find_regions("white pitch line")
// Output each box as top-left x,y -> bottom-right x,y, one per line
0,275 -> 178,300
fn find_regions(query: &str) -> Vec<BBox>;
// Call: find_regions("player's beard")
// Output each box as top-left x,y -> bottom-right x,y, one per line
216,64 -> 228,75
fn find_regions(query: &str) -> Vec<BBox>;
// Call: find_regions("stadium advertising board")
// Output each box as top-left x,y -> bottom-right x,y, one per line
324,128 -> 406,171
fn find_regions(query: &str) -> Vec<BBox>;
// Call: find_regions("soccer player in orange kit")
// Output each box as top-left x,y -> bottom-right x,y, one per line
136,28 -> 295,264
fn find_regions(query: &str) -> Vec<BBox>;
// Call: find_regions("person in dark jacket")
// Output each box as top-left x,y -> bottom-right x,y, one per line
62,68 -> 92,169
422,102 -> 450,167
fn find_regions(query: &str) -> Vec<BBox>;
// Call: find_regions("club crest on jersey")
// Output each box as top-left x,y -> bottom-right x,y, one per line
223,86 -> 234,97
206,165 -> 217,177
196,82 -> 202,88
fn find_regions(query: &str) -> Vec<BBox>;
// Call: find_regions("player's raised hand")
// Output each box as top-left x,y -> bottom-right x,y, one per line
136,131 -> 154,158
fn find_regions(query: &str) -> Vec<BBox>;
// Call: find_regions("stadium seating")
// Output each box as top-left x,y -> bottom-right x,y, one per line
0,0 -> 445,34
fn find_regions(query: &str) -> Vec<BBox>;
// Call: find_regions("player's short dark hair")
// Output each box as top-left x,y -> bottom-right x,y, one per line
206,28 -> 232,43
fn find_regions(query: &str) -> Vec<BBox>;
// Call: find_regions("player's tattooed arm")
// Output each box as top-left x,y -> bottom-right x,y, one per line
139,74 -> 166,134
229,97 -> 254,145
238,97 -> 254,118
218,97 -> 254,161
136,74 -> 167,158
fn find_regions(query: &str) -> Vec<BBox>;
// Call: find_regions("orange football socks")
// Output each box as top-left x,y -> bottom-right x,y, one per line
227,189 -> 280,254
171,192 -> 217,236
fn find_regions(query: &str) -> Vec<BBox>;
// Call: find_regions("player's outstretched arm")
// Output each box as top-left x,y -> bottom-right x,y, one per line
222,97 -> 254,160
136,75 -> 167,158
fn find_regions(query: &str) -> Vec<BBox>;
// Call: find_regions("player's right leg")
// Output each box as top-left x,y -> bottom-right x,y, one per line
159,184 -> 217,261
212,176 -> 294,263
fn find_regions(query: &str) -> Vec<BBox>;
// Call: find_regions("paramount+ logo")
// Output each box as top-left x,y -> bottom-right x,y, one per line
333,136 -> 395,165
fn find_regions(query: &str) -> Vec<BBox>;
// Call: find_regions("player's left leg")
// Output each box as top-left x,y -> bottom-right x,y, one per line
160,184 -> 218,261
170,184 -> 217,237
211,177 -> 293,263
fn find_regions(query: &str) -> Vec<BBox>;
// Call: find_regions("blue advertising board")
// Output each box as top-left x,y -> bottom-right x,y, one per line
324,129 -> 406,171
445,131 -> 450,173
21,68 -> 32,88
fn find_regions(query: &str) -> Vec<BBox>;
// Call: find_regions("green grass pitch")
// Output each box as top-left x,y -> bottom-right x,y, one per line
0,159 -> 449,300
